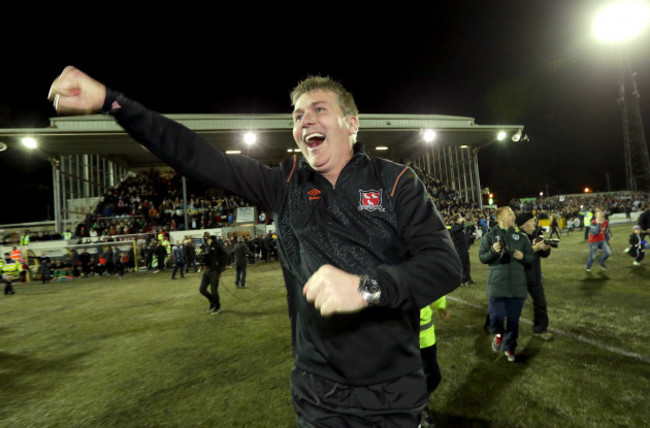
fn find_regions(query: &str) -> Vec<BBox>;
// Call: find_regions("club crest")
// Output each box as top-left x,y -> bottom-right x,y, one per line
359,189 -> 385,212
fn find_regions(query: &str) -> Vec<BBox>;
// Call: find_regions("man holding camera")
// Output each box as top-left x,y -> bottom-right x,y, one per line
515,212 -> 553,341
479,207 -> 535,362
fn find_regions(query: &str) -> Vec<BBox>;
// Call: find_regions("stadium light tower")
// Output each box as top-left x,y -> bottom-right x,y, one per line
593,1 -> 650,191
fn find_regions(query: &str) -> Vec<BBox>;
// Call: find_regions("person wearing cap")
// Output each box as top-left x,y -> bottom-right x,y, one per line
627,225 -> 645,266
515,212 -> 553,340
479,206 -> 535,362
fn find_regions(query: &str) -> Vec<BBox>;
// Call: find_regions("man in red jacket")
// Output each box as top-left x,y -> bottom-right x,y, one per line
585,208 -> 611,272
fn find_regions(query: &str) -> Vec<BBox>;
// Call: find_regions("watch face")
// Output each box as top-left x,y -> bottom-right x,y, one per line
359,275 -> 381,305
365,277 -> 380,293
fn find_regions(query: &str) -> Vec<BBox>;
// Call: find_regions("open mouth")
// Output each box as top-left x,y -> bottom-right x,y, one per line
304,133 -> 326,149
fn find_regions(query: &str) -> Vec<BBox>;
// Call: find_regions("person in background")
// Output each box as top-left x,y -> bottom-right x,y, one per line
2,252 -> 22,295
198,232 -> 230,314
585,208 -> 611,272
154,240 -> 167,273
450,213 -> 474,286
548,213 -> 561,240
627,225 -> 645,266
515,212 -> 553,341
638,202 -> 650,243
184,237 -> 198,273
419,296 -> 451,428
479,206 -> 534,362
171,240 -> 185,279
233,236 -> 254,288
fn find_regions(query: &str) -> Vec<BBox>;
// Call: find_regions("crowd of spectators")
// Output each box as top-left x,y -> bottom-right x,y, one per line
6,164 -> 649,284
512,192 -> 647,219
73,169 -> 264,241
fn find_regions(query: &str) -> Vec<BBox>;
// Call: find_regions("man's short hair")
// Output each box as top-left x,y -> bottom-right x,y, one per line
290,75 -> 359,117
495,206 -> 510,220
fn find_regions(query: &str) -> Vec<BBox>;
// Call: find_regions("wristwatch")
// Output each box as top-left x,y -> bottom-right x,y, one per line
358,274 -> 382,306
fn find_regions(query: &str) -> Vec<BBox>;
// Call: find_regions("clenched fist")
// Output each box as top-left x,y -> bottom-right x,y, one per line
303,265 -> 367,317
48,66 -> 106,115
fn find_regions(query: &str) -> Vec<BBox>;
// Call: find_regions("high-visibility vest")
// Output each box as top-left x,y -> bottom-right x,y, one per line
1,259 -> 23,278
11,249 -> 22,263
20,234 -> 30,245
420,296 -> 447,349
584,211 -> 593,226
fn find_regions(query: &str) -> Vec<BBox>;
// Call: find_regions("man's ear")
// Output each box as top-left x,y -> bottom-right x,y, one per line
347,116 -> 359,135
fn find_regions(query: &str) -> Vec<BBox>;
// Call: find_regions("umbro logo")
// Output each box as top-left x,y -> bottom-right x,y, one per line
307,188 -> 321,200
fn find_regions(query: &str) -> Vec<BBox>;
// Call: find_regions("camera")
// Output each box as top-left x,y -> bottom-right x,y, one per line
543,238 -> 560,248
496,234 -> 511,264
532,227 -> 559,248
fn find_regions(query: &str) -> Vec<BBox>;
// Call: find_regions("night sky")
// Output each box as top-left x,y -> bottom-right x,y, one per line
1,1 -> 649,223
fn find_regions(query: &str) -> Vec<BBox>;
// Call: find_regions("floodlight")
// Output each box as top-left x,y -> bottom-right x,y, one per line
497,131 -> 507,141
593,1 -> 650,44
21,137 -> 37,149
512,132 -> 522,142
243,132 -> 257,145
422,129 -> 436,143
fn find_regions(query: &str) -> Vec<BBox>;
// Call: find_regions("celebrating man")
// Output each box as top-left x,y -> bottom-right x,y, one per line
48,67 -> 461,426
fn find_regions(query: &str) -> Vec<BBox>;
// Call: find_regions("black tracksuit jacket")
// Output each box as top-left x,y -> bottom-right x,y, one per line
103,88 -> 461,385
